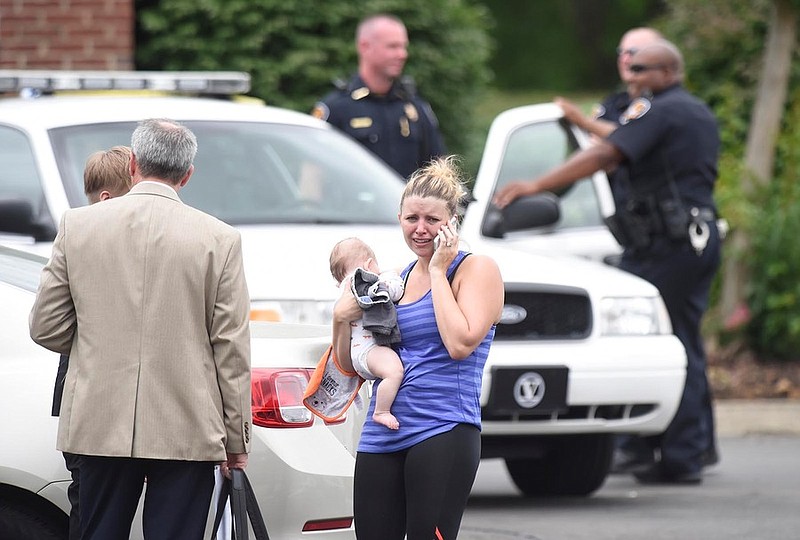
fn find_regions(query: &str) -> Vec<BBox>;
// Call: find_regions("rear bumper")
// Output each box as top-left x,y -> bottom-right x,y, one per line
247,423 -> 356,539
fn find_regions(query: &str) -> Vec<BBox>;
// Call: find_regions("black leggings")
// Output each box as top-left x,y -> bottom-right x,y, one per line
353,423 -> 480,540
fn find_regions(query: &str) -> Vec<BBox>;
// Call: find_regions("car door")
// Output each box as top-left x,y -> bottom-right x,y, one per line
468,102 -> 622,263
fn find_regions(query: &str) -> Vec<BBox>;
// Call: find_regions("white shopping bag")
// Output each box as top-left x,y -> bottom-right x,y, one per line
212,465 -> 233,540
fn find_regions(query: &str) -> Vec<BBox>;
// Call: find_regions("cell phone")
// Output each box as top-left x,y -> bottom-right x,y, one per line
433,216 -> 459,250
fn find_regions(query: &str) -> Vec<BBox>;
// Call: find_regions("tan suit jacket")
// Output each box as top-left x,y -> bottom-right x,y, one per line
30,181 -> 251,461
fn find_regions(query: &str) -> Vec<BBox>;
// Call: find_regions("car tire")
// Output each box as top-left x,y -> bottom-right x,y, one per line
0,498 -> 67,540
504,434 -> 614,497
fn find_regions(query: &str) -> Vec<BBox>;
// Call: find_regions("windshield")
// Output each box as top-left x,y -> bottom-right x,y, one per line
50,121 -> 404,225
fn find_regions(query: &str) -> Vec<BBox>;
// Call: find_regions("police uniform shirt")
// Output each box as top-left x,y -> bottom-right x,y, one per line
312,74 -> 446,179
595,89 -> 631,124
606,83 -> 719,210
594,89 -> 633,210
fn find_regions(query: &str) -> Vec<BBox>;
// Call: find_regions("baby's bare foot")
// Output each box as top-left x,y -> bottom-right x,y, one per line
373,411 -> 399,430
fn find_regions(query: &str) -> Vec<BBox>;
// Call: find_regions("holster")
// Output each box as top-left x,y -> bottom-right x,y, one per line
657,198 -> 690,241
605,198 -> 655,250
604,213 -> 633,247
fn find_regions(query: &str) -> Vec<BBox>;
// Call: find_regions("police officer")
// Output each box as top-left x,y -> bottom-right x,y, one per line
556,27 -> 664,216
312,13 -> 446,179
494,40 -> 721,485
558,28 -> 721,474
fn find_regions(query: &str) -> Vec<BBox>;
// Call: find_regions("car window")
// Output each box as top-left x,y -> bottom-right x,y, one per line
49,121 -> 404,225
492,119 -> 603,230
0,125 -> 48,219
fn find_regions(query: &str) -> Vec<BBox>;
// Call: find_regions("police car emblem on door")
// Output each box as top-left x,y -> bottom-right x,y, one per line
513,372 -> 546,408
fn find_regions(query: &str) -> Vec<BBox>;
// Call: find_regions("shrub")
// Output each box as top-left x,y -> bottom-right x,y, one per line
136,0 -> 493,160
658,0 -> 800,360
747,90 -> 800,361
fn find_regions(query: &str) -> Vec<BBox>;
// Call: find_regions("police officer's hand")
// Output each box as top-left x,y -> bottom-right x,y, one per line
555,97 -> 585,127
493,180 -> 540,209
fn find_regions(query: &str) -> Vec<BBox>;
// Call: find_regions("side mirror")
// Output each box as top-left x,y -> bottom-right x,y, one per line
482,192 -> 561,238
0,198 -> 57,241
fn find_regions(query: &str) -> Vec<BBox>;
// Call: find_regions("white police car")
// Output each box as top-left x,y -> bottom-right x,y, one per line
0,70 -> 686,501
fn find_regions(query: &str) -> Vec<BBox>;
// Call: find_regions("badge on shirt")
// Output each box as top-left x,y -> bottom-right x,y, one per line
311,102 -> 329,121
404,103 -> 418,122
399,117 -> 410,137
351,87 -> 370,100
619,97 -> 651,125
350,117 -> 373,129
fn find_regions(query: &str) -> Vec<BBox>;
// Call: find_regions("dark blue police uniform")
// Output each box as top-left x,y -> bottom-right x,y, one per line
312,74 -> 446,179
596,87 -> 719,471
606,83 -> 721,480
595,90 -> 633,210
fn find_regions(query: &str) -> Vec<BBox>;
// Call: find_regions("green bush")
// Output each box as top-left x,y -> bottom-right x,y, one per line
135,0 -> 493,161
658,0 -> 800,360
747,90 -> 800,361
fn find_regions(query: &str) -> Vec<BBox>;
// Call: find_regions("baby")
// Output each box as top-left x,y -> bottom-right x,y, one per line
329,237 -> 405,430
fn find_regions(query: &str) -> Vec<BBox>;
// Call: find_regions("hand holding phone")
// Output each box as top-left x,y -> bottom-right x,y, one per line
434,216 -> 459,251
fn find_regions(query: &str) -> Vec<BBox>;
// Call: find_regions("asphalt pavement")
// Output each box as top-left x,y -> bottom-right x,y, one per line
715,398 -> 800,436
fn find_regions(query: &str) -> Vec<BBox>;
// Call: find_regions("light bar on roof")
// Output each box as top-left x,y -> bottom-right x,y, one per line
0,70 -> 251,95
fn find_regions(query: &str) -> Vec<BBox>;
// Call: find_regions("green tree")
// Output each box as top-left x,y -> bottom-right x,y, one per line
659,0 -> 800,360
483,0 -> 665,91
135,0 -> 493,161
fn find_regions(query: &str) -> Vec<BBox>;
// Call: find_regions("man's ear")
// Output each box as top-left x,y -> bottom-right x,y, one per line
178,165 -> 194,188
98,190 -> 112,201
129,153 -> 137,178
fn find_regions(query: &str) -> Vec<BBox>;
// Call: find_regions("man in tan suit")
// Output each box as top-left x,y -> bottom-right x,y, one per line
30,118 -> 252,540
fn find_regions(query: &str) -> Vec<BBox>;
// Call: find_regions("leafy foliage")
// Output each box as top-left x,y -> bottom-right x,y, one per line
658,0 -> 800,360
135,0 -> 493,160
747,89 -> 800,361
484,0 -> 665,91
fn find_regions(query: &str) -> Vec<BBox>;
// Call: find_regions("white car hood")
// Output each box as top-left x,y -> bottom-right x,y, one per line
239,224 -> 659,303
238,224 -> 410,302
9,224 -> 657,304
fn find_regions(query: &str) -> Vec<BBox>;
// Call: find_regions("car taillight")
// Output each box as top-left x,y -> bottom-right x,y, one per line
251,368 -> 314,428
302,517 -> 354,532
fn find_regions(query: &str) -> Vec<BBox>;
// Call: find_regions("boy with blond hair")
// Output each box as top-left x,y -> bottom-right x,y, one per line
83,145 -> 132,204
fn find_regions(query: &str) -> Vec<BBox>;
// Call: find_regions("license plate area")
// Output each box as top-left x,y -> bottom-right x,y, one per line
485,366 -> 569,415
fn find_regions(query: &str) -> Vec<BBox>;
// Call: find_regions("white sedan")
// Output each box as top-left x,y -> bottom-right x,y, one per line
0,70 -> 685,498
0,245 -> 357,539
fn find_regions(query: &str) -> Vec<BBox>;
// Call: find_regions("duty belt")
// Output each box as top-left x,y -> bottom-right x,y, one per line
690,207 -> 716,222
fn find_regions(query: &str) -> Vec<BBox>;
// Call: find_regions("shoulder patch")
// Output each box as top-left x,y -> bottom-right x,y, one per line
591,103 -> 606,119
404,103 -> 418,122
619,97 -> 651,125
311,102 -> 329,121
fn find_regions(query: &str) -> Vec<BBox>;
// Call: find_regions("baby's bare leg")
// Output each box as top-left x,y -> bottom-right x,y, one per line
367,346 -> 404,430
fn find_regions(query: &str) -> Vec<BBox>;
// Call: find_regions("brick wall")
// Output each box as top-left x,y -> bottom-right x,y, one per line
0,0 -> 134,70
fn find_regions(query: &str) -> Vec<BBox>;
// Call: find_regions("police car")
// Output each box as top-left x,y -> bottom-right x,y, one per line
0,70 -> 685,503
